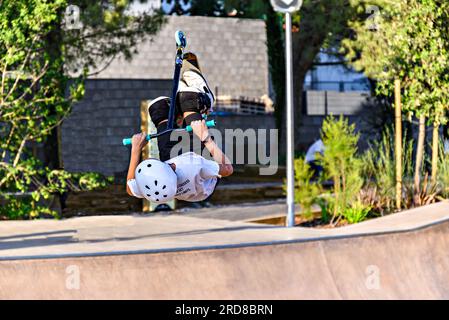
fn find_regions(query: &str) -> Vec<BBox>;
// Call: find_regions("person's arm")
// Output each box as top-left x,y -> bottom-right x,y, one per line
190,120 -> 234,177
126,133 -> 148,196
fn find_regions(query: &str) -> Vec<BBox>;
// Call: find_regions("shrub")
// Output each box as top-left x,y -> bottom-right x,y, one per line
362,128 -> 396,210
437,142 -> 449,199
361,128 -> 417,213
401,138 -> 437,208
0,170 -> 112,220
342,201 -> 371,224
290,158 -> 322,219
319,115 -> 363,225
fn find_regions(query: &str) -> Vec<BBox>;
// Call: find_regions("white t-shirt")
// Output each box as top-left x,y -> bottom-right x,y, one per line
128,152 -> 220,202
305,139 -> 325,163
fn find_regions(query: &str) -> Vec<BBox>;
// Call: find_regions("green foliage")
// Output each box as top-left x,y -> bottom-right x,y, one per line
192,0 -> 223,16
360,125 -> 443,212
63,1 -> 166,74
0,1 -> 164,219
343,0 -> 449,124
343,1 -> 449,208
288,118 -> 449,226
0,198 -> 35,220
222,0 -> 267,18
319,115 -> 364,223
0,172 -> 112,220
403,172 -> 438,207
361,127 -> 415,212
437,142 -> 449,199
343,0 -> 449,199
287,115 -> 372,226
342,201 -> 371,224
362,129 -> 396,201
316,197 -> 331,224
288,158 -> 322,219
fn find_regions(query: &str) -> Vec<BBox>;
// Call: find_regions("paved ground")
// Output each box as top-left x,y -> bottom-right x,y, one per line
1,201 -> 449,299
174,199 -> 302,222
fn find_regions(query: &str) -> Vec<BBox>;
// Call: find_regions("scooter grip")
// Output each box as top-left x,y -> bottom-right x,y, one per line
122,134 -> 152,146
185,120 -> 216,132
122,138 -> 132,146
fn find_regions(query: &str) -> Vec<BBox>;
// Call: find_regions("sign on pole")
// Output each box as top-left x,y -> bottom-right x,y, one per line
270,0 -> 303,13
271,0 -> 303,227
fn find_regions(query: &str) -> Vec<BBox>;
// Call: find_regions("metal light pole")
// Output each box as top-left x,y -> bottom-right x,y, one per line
285,12 -> 295,227
270,0 -> 302,227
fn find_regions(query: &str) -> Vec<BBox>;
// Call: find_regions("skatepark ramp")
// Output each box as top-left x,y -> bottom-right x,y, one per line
1,202 -> 449,299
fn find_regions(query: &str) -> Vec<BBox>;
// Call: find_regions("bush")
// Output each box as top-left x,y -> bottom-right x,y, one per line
361,127 -> 423,213
0,171 -> 112,220
438,142 -> 449,199
290,158 -> 322,219
319,115 -> 364,224
0,0 -> 163,220
362,128 -> 396,208
342,201 -> 371,224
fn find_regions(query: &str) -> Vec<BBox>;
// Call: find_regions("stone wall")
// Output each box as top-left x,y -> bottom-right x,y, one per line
91,15 -> 269,100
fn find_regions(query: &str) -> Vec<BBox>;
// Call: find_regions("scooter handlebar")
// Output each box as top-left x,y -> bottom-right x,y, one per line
122,120 -> 216,146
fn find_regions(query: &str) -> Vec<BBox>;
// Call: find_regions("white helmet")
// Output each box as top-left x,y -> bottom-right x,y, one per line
134,159 -> 177,203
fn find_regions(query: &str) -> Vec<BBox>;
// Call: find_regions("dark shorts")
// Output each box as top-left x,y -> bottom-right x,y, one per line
156,113 -> 204,162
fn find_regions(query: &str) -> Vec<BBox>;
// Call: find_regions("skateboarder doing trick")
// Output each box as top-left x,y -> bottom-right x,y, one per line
126,53 -> 233,204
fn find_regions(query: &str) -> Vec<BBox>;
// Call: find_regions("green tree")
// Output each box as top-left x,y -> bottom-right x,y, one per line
0,0 -> 165,218
343,0 -> 449,206
189,0 -> 224,16
222,0 -> 266,17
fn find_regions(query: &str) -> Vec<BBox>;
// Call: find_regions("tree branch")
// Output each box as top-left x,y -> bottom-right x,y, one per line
13,135 -> 29,167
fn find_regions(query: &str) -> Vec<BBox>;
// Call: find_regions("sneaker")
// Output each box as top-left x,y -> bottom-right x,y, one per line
153,204 -> 173,212
183,52 -> 202,71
